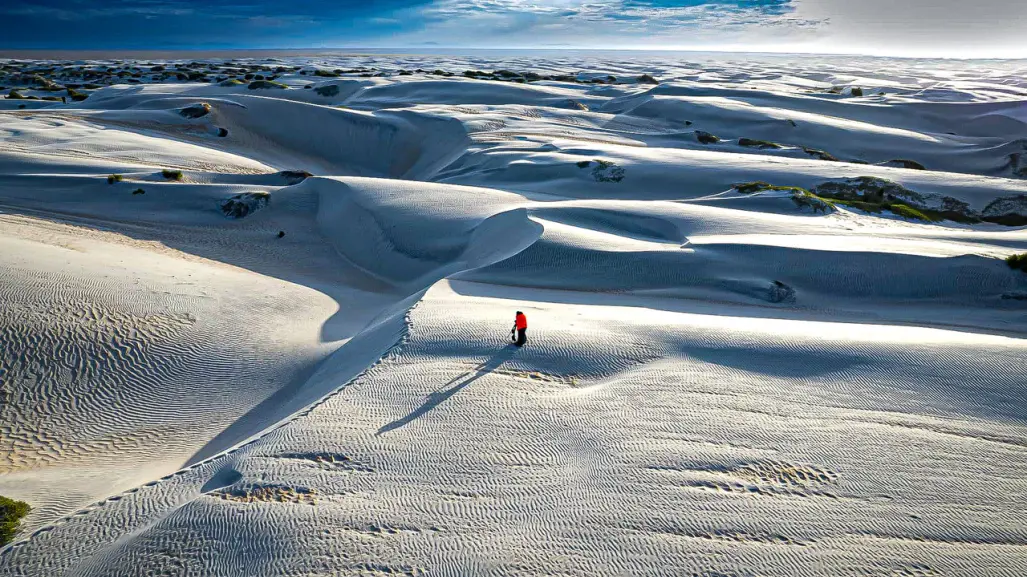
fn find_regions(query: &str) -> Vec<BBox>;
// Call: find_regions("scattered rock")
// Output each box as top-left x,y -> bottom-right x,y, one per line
695,131 -> 720,145
767,280 -> 796,303
179,102 -> 211,118
219,192 -> 270,219
216,127 -> 229,137
636,73 -> 659,85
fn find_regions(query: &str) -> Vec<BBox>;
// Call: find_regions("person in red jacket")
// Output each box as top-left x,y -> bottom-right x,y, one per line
512,311 -> 528,347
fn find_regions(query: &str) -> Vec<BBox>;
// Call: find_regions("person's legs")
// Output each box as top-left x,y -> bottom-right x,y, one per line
516,328 -> 527,346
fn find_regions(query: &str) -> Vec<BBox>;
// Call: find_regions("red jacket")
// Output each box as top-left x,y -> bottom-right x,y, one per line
515,313 -> 527,329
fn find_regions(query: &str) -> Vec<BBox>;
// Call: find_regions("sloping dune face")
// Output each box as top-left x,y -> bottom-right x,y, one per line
0,54 -> 1026,577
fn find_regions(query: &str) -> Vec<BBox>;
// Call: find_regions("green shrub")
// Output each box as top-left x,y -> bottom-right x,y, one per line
734,181 -> 808,195
179,103 -> 211,119
161,169 -> 183,181
1,495 -> 31,546
107,174 -> 123,184
314,70 -> 339,77
737,138 -> 781,149
132,188 -> 145,195
576,160 -> 591,168
247,80 -> 287,90
889,203 -> 940,222
791,191 -> 834,213
695,131 -> 720,144
803,147 -> 840,161
1006,253 -> 1027,272
886,159 -> 926,170
314,84 -> 340,97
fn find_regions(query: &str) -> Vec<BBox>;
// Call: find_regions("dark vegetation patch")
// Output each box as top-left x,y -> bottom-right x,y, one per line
132,188 -> 145,195
179,102 -> 211,118
790,191 -> 835,213
314,84 -> 340,97
216,127 -> 229,137
1007,253 -> 1027,272
161,169 -> 184,181
247,80 -> 287,90
590,159 -> 625,183
6,89 -> 35,100
695,131 -> 720,144
66,88 -> 88,101
107,174 -> 123,184
279,170 -> 313,184
1,496 -> 31,546
738,138 -> 781,149
1006,150 -> 1027,178
219,191 -> 270,219
802,147 -> 839,162
882,159 -> 926,170
734,181 -> 807,195
768,280 -> 796,303
576,160 -> 592,168
735,176 -> 1027,225
850,87 -> 863,97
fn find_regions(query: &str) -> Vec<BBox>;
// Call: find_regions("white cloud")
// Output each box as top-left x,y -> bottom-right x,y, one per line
395,0 -> 820,47
788,0 -> 1027,57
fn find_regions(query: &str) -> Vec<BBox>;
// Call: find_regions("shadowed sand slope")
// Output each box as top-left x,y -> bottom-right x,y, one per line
0,53 -> 1025,576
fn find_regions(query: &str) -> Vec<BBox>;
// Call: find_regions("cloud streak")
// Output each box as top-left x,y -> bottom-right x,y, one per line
0,0 -> 1023,57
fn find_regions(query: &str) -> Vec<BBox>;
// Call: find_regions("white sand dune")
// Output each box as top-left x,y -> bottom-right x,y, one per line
0,53 -> 1025,577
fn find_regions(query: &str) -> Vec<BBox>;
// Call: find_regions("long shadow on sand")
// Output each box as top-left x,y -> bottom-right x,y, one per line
376,346 -> 517,436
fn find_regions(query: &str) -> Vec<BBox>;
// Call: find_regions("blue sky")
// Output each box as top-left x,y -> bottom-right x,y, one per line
2,0 -> 1025,57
